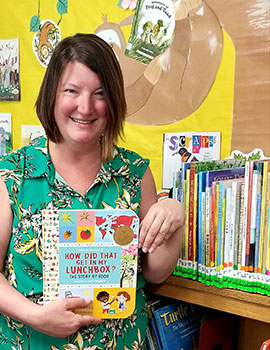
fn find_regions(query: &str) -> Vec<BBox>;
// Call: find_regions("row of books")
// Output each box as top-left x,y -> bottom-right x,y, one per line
172,157 -> 270,295
145,293 -> 236,350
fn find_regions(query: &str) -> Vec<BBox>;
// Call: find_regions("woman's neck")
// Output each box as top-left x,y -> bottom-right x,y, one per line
48,140 -> 102,196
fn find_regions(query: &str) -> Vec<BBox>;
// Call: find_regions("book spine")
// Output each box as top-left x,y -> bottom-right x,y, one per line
210,181 -> 216,267
262,172 -> 270,273
184,168 -> 190,261
205,171 -> 211,267
214,182 -> 220,267
224,186 -> 232,270
249,163 -> 263,271
238,182 -> 245,269
188,163 -> 196,260
258,162 -> 269,273
193,173 -> 198,263
254,193 -> 262,272
241,161 -> 253,270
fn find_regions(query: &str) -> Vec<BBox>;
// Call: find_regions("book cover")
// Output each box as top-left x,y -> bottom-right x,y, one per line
42,209 -> 139,318
0,38 -> 21,101
0,113 -> 12,156
162,131 -> 221,189
152,299 -> 204,350
125,0 -> 175,65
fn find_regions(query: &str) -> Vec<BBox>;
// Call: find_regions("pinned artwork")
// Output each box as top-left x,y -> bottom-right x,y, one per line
0,38 -> 20,101
30,0 -> 68,67
0,113 -> 12,156
32,20 -> 61,67
42,209 -> 139,318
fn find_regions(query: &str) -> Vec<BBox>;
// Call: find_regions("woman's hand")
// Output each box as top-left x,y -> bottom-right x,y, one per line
139,198 -> 185,254
33,297 -> 103,338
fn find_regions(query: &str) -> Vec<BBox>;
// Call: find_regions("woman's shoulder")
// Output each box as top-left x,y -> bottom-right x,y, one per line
114,146 -> 150,165
0,135 -> 48,172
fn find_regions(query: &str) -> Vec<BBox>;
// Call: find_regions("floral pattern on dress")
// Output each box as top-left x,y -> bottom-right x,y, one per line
0,136 -> 149,350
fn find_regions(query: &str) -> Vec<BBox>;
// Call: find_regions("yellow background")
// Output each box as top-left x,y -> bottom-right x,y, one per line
0,0 -> 235,191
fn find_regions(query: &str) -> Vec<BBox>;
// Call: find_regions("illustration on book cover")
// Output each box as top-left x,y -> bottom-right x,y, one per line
42,209 -> 139,318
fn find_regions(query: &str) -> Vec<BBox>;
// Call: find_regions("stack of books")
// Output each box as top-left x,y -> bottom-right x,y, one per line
172,158 -> 270,296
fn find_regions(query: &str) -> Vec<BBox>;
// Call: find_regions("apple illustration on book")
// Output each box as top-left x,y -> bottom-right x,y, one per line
80,228 -> 91,240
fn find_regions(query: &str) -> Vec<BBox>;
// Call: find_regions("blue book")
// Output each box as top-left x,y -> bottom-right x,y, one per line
152,300 -> 205,350
198,171 -> 206,265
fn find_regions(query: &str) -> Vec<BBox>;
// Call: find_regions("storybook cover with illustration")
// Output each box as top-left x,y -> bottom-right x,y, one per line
42,209 -> 139,318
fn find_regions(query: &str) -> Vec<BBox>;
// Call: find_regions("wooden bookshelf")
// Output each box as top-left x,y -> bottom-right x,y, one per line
146,276 -> 270,350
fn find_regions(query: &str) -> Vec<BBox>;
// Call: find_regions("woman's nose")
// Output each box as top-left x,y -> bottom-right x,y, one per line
77,94 -> 93,115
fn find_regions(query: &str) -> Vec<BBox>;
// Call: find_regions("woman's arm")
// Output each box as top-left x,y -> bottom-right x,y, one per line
139,167 -> 186,284
0,178 -> 102,338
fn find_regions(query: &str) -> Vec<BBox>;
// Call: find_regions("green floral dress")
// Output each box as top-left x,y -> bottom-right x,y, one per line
0,136 -> 149,350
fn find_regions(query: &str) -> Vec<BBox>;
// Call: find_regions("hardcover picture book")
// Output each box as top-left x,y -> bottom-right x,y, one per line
163,131 -> 221,188
42,209 -> 139,318
151,299 -> 205,350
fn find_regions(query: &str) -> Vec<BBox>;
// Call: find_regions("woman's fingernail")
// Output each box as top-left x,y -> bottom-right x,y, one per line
142,246 -> 148,253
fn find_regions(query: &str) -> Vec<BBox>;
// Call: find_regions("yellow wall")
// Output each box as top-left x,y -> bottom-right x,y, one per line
0,0 -> 235,190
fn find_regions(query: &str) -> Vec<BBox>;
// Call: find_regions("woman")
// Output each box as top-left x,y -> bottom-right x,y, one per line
0,34 -> 185,349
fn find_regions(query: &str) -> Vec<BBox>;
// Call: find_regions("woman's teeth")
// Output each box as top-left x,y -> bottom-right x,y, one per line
71,117 -> 95,124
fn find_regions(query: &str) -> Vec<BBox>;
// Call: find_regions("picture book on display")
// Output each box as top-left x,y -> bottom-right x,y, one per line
163,131 -> 221,189
42,209 -> 139,318
150,298 -> 205,350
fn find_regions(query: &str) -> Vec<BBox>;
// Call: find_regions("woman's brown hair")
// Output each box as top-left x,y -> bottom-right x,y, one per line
35,33 -> 126,161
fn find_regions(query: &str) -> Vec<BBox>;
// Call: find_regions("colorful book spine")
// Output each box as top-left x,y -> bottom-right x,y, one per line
223,186 -> 232,275
242,161 -> 254,271
249,162 -> 263,271
237,182 -> 245,270
188,162 -> 196,261
262,172 -> 270,273
258,162 -> 269,273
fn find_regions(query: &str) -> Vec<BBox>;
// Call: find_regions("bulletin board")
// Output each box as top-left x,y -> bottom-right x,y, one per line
0,0 -> 269,191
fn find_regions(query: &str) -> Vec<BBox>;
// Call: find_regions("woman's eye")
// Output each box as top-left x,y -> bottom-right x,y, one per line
95,90 -> 104,96
65,88 -> 76,93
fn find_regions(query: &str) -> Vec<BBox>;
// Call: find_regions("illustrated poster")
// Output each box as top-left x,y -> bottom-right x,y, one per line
163,131 -> 221,188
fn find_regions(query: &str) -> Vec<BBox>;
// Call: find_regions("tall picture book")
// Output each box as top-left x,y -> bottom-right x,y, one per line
162,131 -> 221,188
151,299 -> 205,350
42,209 -> 139,319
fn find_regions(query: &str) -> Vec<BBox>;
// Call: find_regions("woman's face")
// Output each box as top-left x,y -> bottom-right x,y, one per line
54,61 -> 107,149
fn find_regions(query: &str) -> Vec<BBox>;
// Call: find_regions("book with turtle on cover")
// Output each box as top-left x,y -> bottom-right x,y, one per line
42,208 -> 139,318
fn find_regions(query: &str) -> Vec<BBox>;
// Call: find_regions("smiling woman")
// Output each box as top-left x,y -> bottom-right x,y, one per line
0,33 -> 185,350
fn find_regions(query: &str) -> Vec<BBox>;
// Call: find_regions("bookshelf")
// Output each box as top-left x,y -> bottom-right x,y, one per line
146,276 -> 270,350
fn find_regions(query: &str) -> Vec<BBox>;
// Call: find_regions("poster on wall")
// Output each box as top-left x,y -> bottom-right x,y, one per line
0,38 -> 20,101
0,113 -> 12,156
21,124 -> 45,147
162,131 -> 221,188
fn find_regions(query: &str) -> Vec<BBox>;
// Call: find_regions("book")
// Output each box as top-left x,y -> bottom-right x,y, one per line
125,0 -> 175,65
258,161 -> 270,273
151,299 -> 205,350
0,113 -> 12,156
147,300 -> 163,350
162,131 -> 221,189
249,162 -> 263,271
42,208 -> 139,318
205,167 -> 245,269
